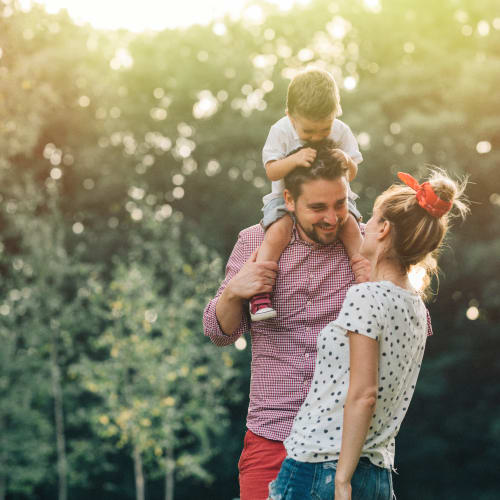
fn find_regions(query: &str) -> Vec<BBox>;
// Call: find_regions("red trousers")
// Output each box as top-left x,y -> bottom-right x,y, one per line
238,429 -> 287,500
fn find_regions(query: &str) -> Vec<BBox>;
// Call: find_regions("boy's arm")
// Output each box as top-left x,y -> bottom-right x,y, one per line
345,155 -> 358,182
265,148 -> 317,181
335,121 -> 363,167
331,148 -> 358,181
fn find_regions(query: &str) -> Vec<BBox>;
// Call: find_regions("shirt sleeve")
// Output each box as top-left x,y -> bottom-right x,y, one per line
262,124 -> 286,167
332,284 -> 383,341
336,123 -> 363,165
202,231 -> 252,346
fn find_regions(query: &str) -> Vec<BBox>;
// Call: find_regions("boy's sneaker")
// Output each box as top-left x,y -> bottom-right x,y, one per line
249,293 -> 277,322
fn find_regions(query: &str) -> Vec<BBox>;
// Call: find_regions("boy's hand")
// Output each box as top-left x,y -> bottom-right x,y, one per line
291,147 -> 316,168
330,148 -> 349,164
331,149 -> 357,181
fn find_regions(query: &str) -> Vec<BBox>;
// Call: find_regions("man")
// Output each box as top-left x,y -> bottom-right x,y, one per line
203,144 -> 369,499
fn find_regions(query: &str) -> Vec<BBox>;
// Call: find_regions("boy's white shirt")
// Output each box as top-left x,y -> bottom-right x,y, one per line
262,116 -> 363,205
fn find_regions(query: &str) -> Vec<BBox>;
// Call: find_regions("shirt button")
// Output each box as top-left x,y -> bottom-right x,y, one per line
306,327 -> 311,333
305,353 -> 309,359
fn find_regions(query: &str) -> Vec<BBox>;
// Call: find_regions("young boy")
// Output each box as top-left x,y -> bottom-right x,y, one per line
250,68 -> 363,321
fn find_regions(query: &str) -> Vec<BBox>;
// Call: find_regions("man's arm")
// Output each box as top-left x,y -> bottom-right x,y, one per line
203,231 -> 278,346
216,249 -> 277,334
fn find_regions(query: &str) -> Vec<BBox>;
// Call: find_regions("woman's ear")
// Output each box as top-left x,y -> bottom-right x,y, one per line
377,220 -> 391,241
283,189 -> 295,212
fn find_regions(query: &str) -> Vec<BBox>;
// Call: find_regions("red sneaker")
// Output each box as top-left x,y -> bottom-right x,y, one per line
249,293 -> 277,321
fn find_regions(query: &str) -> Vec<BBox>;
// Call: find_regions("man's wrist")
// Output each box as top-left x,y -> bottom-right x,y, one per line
221,284 -> 244,305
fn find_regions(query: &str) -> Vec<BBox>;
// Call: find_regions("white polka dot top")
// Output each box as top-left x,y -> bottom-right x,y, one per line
284,281 -> 428,469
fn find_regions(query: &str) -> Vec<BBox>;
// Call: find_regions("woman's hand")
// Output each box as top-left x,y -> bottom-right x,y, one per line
334,479 -> 351,500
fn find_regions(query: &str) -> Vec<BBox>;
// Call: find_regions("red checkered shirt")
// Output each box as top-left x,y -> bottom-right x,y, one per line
203,224 -> 432,442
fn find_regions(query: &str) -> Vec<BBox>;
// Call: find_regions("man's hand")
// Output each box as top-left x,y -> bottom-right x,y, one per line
226,249 -> 279,300
351,254 -> 371,284
291,147 -> 317,168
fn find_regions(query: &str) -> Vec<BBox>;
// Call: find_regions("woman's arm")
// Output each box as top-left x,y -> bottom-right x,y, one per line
335,332 -> 379,499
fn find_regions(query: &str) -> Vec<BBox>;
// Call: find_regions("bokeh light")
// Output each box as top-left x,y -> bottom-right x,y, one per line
29,0 -> 312,31
466,306 -> 479,320
235,337 -> 247,350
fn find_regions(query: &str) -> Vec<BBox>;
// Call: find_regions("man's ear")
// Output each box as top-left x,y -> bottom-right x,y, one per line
283,189 -> 295,212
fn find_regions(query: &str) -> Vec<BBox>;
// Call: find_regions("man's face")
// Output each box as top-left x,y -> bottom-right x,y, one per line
288,112 -> 335,144
284,177 -> 349,245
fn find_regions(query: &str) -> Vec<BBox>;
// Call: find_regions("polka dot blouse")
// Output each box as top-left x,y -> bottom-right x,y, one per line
284,281 -> 428,470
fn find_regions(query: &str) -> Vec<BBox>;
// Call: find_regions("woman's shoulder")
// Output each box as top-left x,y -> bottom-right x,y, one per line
343,282 -> 409,320
345,281 -> 389,301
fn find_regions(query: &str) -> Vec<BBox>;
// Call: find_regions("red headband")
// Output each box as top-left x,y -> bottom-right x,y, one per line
397,172 -> 452,217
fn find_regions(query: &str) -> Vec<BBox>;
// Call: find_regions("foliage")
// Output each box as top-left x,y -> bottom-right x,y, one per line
0,0 -> 498,498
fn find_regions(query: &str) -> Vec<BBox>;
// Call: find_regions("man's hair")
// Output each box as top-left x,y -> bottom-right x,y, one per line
286,68 -> 342,120
284,140 -> 349,200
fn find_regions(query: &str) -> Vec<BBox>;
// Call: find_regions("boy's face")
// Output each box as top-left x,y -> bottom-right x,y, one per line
287,111 -> 335,144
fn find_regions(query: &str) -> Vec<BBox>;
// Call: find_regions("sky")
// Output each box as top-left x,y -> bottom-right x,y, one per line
25,0 -> 313,31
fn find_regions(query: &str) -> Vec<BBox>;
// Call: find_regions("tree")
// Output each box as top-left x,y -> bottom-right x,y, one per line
76,207 -> 238,500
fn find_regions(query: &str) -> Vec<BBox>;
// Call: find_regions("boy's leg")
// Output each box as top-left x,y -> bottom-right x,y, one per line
339,213 -> 363,261
257,213 -> 293,263
250,213 -> 293,321
238,430 -> 287,500
339,213 -> 371,283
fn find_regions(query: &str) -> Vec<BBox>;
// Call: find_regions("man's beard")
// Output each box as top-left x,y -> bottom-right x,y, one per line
296,216 -> 345,245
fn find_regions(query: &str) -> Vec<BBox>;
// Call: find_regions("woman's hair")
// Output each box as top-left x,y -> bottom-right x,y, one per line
375,168 -> 469,295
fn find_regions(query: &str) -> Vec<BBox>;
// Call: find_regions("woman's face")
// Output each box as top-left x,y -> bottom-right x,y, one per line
360,206 -> 385,260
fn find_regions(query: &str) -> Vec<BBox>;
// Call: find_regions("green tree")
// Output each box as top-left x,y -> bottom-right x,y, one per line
76,208 -> 238,500
0,229 -> 52,500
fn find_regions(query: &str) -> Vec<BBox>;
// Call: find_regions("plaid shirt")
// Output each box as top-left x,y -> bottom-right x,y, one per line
203,224 -> 432,442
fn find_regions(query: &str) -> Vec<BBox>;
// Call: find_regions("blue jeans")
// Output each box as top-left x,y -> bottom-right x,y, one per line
268,457 -> 393,500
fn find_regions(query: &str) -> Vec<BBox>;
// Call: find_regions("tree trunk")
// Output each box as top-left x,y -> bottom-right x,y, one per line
0,451 -> 6,500
164,447 -> 175,500
0,474 -> 5,500
0,423 -> 6,500
133,445 -> 145,500
50,332 -> 67,500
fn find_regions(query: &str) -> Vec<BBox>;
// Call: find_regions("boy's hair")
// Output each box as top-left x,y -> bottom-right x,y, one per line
286,68 -> 342,120
284,140 -> 348,200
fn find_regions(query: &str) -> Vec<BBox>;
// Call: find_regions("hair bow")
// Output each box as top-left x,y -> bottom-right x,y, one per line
397,172 -> 452,217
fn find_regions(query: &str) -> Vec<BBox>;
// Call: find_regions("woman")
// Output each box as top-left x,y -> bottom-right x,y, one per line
268,170 -> 468,499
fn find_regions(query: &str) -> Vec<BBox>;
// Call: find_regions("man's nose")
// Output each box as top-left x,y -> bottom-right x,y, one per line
323,210 -> 338,225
